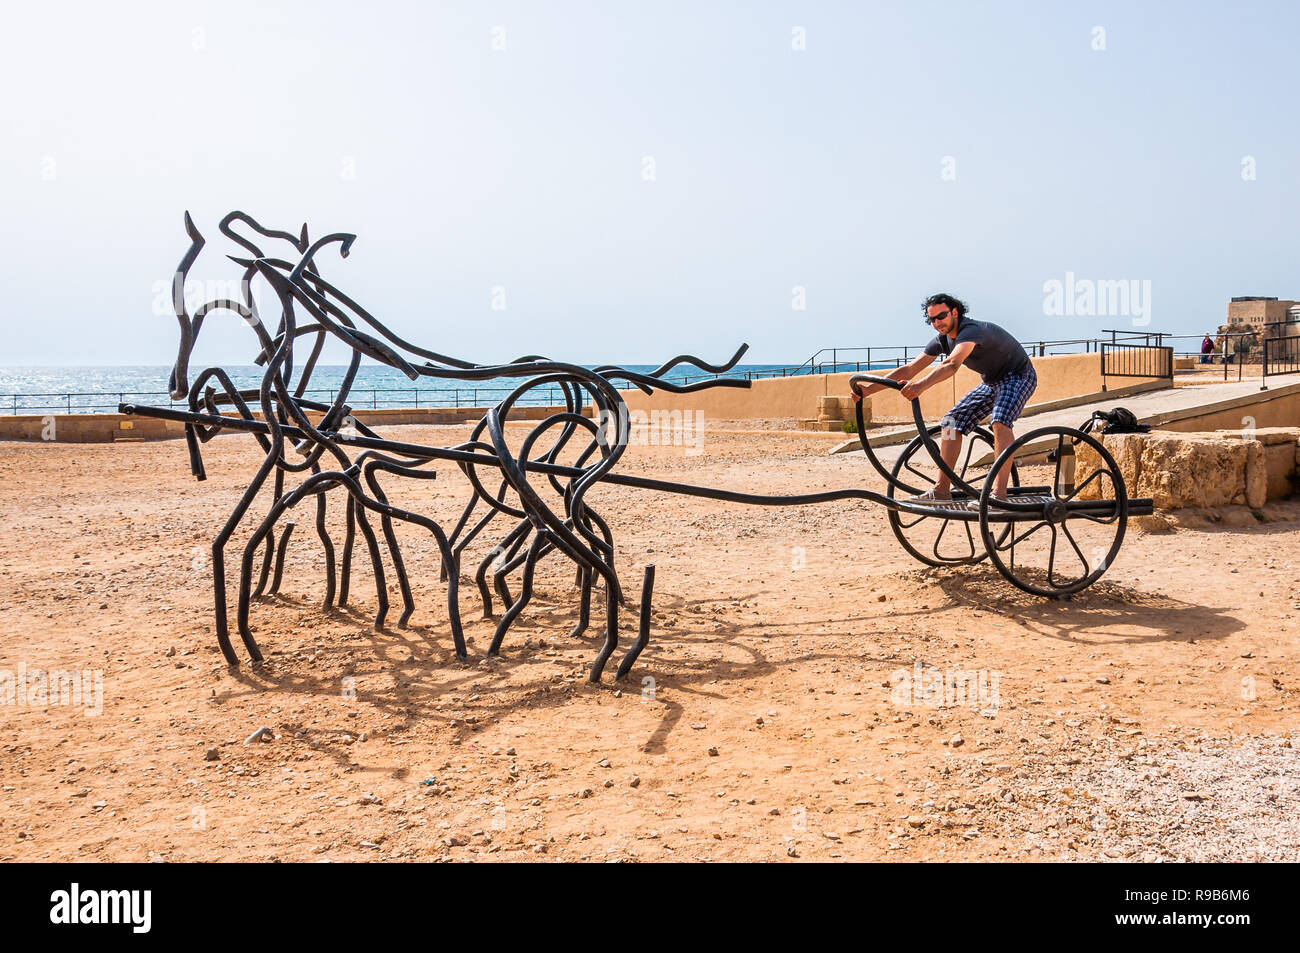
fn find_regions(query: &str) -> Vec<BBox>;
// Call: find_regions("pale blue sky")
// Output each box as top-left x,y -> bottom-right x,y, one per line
2,0 -> 1296,366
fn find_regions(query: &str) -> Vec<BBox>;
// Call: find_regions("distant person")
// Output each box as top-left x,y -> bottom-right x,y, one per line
851,293 -> 1036,503
1200,334 -> 1214,364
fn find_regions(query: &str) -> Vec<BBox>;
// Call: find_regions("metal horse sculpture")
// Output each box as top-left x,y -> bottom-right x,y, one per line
140,211 -> 752,681
125,211 -> 1151,684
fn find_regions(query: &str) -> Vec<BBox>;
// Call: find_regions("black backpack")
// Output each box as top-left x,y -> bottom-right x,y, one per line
1081,406 -> 1149,435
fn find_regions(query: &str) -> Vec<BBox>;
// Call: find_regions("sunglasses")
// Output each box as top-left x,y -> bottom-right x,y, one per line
925,308 -> 951,325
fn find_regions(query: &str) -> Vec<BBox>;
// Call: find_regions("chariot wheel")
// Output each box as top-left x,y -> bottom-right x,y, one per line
887,424 -> 1019,567
977,426 -> 1128,597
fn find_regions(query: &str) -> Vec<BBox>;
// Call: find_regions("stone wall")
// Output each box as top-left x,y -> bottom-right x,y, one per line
0,404 -> 576,444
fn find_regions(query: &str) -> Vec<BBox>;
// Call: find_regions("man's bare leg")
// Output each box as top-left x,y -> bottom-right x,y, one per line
933,430 -> 964,498
991,422 -> 1014,499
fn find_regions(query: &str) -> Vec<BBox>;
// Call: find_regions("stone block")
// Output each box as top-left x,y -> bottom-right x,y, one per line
1245,441 -> 1267,509
799,418 -> 845,432
1077,433 -> 1247,508
1076,429 -> 1299,510
817,396 -> 864,425
816,396 -> 842,422
1242,427 -> 1300,446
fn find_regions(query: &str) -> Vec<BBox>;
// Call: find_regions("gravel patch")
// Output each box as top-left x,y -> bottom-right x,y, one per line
998,733 -> 1300,861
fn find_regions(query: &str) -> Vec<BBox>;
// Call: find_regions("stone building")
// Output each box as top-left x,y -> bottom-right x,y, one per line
1223,296 -> 1300,332
1214,297 -> 1300,359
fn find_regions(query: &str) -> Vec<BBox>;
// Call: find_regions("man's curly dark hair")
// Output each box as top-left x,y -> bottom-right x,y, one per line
922,293 -> 970,322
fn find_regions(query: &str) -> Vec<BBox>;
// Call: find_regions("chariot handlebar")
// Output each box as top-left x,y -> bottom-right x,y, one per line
849,373 -> 906,397
848,372 -> 987,500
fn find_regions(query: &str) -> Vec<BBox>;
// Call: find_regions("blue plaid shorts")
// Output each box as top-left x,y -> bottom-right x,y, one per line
943,367 -> 1038,434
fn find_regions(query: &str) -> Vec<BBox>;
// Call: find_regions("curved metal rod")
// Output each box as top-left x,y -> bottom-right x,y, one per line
169,211 -> 205,400
357,453 -> 440,628
602,342 -> 750,380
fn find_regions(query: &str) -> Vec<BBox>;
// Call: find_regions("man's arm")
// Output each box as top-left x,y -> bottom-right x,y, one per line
851,353 -> 935,401
899,341 -> 975,400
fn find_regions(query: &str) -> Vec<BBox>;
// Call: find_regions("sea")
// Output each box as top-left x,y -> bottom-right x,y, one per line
0,364 -> 806,415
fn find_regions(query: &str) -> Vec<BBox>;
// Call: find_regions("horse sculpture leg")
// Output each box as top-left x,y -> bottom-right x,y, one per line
476,518 -> 530,618
349,504 -> 391,630
212,452 -> 280,665
360,459 -> 423,629
494,523 -> 535,608
587,572 -> 620,683
359,457 -> 466,656
252,525 -> 276,598
570,566 -> 592,639
488,534 -> 545,657
237,476 -> 343,659
311,463 -> 337,608
252,467 -> 285,598
615,564 -> 655,680
338,495 -> 357,607
269,521 -> 295,595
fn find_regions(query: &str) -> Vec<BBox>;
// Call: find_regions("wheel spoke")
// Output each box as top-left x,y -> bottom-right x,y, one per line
905,459 -> 936,486
932,517 -> 955,561
1046,524 -> 1060,587
1060,522 -> 1090,576
996,517 -> 1052,553
962,518 -> 978,561
992,520 -> 1014,548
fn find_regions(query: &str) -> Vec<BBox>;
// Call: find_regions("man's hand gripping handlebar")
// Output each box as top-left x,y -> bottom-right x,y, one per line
849,374 -> 912,403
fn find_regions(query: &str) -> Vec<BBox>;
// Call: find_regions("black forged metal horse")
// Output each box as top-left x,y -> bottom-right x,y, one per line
163,211 -> 753,682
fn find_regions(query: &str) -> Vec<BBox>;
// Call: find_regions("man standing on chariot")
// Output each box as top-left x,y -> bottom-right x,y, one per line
851,293 -> 1036,503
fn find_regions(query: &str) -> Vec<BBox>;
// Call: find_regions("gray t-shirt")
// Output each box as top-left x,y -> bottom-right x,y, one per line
924,317 -> 1031,384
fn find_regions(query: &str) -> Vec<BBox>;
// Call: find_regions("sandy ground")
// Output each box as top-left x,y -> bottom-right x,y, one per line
1,421 -> 1298,862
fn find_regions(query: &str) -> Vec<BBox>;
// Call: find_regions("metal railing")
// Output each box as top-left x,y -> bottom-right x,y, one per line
707,332 -> 1173,384
791,337 -> 1115,379
1262,334 -> 1300,389
1100,342 -> 1173,383
0,383 -> 582,416
1161,326 -> 1299,382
